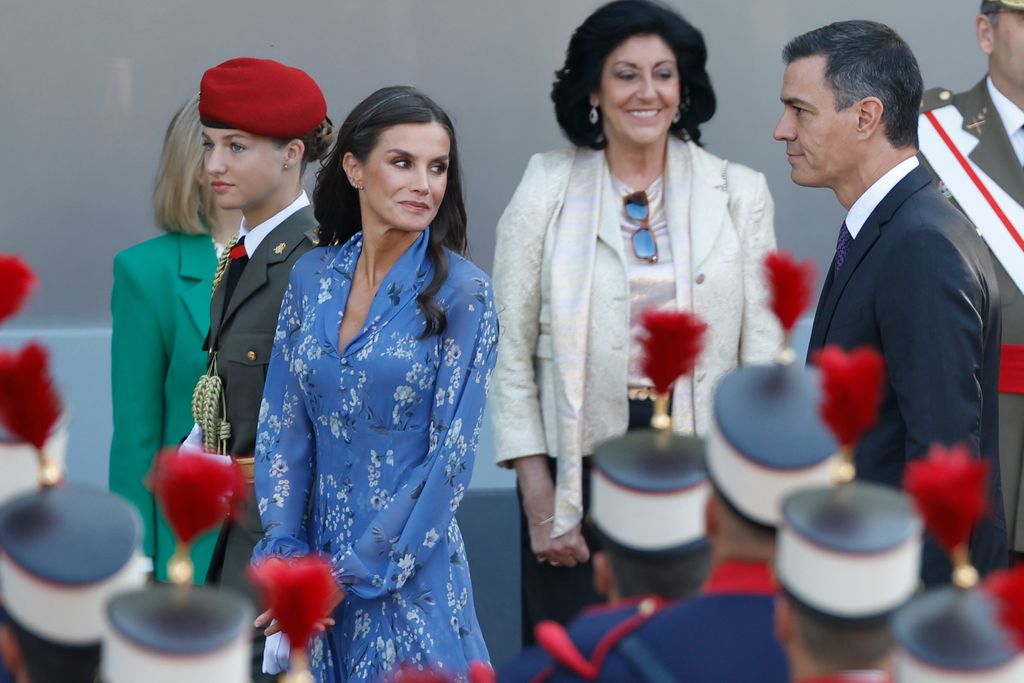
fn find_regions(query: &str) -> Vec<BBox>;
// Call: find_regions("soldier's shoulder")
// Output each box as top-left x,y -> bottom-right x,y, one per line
920,86 -> 956,114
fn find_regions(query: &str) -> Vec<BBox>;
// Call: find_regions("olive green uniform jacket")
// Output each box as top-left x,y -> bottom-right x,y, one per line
922,78 -> 1024,549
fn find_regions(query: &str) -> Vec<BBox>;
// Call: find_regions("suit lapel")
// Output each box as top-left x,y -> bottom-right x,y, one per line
177,234 -> 215,338
682,140 -> 728,272
808,166 -> 932,351
219,206 -> 316,331
962,79 -> 1024,208
595,159 -> 627,270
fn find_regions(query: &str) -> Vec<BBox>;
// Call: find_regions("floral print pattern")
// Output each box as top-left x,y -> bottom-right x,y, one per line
253,230 -> 497,681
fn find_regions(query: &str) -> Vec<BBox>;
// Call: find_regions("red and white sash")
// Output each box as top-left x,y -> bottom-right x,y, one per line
918,105 -> 1024,295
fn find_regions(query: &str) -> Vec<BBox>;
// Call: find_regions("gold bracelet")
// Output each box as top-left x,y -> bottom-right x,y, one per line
532,515 -> 555,526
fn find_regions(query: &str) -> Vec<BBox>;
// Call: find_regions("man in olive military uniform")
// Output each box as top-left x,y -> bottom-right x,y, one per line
918,0 -> 1024,556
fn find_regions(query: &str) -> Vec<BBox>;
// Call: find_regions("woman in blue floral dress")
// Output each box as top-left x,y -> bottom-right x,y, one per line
252,86 -> 496,681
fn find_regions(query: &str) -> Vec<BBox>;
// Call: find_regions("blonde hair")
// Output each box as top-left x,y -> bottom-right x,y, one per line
152,93 -> 213,235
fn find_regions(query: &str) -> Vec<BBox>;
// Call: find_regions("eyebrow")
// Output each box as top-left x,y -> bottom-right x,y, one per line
611,60 -> 676,69
781,96 -> 814,109
386,148 -> 450,161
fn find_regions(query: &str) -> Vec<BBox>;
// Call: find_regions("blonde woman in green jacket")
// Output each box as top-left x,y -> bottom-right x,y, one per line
109,94 -> 240,582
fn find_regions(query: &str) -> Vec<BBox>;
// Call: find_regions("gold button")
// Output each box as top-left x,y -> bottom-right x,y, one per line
696,273 -> 705,284
939,90 -> 951,101
246,351 -> 257,361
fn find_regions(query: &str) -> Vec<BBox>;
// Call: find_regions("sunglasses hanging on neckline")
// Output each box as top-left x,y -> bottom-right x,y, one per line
624,190 -> 658,263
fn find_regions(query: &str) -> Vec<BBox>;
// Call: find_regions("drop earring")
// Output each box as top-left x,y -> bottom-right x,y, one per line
589,105 -> 599,125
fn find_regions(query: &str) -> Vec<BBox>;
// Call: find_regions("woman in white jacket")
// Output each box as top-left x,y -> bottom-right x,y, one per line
490,0 -> 782,641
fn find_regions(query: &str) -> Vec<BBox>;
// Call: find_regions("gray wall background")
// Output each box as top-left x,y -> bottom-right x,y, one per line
0,0 -> 996,667
1,0 -> 990,328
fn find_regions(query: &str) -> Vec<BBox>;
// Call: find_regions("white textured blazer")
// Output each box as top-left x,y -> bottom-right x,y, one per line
491,138 -> 782,535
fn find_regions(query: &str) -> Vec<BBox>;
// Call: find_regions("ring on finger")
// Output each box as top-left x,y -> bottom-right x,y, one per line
536,555 -> 545,564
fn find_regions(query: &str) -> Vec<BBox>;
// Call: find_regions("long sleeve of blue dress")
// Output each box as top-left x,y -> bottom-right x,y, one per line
253,232 -> 494,678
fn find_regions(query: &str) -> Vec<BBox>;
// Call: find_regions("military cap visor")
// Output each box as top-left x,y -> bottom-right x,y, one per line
981,0 -> 1024,11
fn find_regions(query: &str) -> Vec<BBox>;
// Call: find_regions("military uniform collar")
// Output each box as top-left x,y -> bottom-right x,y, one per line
986,76 -> 1024,165
702,559 -> 777,596
237,191 -> 310,256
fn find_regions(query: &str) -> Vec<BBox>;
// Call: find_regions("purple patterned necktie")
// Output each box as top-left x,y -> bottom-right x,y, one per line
834,222 -> 853,275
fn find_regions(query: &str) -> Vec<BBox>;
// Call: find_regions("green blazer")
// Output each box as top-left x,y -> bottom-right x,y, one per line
109,231 -> 219,582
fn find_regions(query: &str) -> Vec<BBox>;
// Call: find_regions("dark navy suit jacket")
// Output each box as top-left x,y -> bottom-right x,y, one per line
807,164 -> 1007,584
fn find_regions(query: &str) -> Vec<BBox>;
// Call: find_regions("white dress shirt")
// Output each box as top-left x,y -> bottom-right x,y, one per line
845,157 -> 920,239
987,76 -> 1024,168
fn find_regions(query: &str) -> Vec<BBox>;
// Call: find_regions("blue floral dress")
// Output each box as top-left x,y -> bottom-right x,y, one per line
253,229 -> 496,681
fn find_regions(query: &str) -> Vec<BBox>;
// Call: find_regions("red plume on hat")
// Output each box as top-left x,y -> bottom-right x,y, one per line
249,555 -> 338,677
764,251 -> 815,358
814,345 -> 885,483
0,342 -> 62,486
986,566 -> 1024,651
637,309 -> 707,430
0,255 -> 37,326
150,449 -> 248,584
904,443 -> 988,588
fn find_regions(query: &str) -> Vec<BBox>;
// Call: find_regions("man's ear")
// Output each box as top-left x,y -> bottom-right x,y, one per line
977,13 -> 996,57
592,551 -> 615,599
705,491 -> 719,539
774,596 -> 795,647
0,624 -> 22,677
855,97 -> 885,139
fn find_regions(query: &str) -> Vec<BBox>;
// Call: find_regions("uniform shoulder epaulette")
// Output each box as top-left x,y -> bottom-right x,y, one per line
535,598 -> 664,680
920,86 -> 954,114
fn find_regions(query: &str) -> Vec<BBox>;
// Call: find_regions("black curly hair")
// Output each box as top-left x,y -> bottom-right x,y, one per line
551,0 -> 716,148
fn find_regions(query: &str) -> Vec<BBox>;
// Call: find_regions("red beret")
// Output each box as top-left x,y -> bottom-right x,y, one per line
199,57 -> 327,138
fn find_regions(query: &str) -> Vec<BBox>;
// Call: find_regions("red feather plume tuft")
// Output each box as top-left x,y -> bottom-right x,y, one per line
986,566 -> 1024,651
764,251 -> 815,333
150,450 -> 248,544
468,662 -> 496,683
638,310 -> 707,395
904,443 -> 988,554
0,255 -> 38,326
249,555 -> 338,652
814,345 -> 885,448
0,342 -> 61,449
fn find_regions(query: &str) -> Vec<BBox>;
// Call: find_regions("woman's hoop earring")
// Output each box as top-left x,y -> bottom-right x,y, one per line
589,105 -> 599,126
673,108 -> 681,124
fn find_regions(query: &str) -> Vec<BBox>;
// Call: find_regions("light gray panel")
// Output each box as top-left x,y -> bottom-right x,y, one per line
2,0 -> 988,324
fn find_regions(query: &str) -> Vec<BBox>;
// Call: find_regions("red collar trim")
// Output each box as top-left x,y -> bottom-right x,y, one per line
579,594 -> 659,618
702,560 -> 777,596
798,672 -> 890,683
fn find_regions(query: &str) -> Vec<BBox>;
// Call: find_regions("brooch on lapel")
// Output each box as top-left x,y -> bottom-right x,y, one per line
273,242 -> 287,255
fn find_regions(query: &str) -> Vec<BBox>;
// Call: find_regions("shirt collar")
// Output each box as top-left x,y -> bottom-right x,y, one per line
702,559 -> 777,596
987,76 -> 1024,162
237,191 -> 310,257
844,157 -> 919,239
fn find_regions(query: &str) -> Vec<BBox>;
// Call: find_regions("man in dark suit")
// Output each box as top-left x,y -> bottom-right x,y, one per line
918,0 -> 1024,559
774,19 -> 1007,584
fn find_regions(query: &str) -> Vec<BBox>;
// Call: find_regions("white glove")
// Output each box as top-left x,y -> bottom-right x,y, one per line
262,629 -> 291,675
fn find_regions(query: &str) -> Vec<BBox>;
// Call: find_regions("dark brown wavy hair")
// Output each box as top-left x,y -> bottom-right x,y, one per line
313,86 -> 467,337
